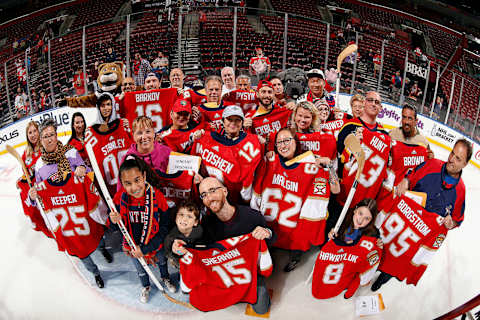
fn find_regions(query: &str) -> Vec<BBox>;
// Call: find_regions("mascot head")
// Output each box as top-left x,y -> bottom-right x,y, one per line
277,67 -> 307,100
97,62 -> 124,93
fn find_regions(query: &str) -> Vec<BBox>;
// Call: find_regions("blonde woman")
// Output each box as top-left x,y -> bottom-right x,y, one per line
22,121 -> 41,176
292,101 -> 337,161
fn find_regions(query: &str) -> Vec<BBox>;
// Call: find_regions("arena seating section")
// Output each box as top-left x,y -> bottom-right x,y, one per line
0,0 -> 479,131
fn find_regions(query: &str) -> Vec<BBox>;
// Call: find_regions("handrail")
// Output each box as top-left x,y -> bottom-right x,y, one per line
434,294 -> 480,320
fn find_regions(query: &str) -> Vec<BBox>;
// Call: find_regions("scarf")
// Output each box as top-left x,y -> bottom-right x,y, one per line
41,141 -> 74,182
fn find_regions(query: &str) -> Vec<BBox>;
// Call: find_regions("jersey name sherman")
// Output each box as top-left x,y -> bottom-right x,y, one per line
201,248 -> 241,266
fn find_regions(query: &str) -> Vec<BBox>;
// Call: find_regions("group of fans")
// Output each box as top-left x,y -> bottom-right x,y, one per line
15,61 -> 471,314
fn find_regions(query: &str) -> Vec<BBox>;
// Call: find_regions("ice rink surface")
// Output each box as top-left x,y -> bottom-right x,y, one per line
1,144 -> 479,320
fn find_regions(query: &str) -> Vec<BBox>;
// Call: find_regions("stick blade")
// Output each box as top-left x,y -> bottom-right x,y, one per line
5,145 -> 21,160
337,44 -> 358,72
344,134 -> 365,180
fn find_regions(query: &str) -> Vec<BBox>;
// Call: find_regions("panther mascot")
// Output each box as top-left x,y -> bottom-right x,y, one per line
60,62 -> 124,108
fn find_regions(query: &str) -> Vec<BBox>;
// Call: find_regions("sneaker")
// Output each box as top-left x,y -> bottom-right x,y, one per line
162,278 -> 177,293
101,248 -> 113,263
283,259 -> 300,272
94,275 -> 104,289
140,286 -> 151,303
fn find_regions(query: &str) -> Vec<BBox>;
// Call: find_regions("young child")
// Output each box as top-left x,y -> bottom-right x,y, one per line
328,198 -> 381,243
312,199 -> 383,299
110,155 -> 176,303
164,200 -> 203,269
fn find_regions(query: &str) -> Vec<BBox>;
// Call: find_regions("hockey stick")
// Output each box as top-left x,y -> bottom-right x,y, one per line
333,133 -> 365,234
335,44 -> 358,107
85,143 -> 194,309
5,145 -> 92,285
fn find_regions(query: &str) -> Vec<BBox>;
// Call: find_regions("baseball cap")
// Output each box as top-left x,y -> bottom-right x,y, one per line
222,105 -> 245,120
172,99 -> 192,113
257,80 -> 273,90
144,72 -> 160,81
306,69 -> 325,80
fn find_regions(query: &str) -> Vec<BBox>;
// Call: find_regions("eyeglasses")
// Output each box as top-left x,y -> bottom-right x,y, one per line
276,137 -> 294,146
199,186 -> 223,200
366,98 -> 381,105
41,132 -> 56,140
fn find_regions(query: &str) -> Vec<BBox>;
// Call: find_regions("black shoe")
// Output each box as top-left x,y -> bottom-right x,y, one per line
371,277 -> 383,292
371,273 -> 392,292
101,248 -> 113,263
283,259 -> 300,272
95,275 -> 104,288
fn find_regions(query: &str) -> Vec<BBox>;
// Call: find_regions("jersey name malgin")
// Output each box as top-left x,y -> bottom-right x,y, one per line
272,173 -> 298,192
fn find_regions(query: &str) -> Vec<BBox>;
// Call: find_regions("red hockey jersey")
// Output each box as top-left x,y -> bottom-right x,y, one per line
17,177 -> 53,239
22,150 -> 41,177
197,102 -> 227,131
296,131 -> 337,160
245,106 -> 291,140
156,170 -> 196,208
337,118 -> 391,207
312,236 -> 381,299
251,153 -> 330,251
192,131 -> 261,202
386,140 -> 428,187
84,119 -> 133,198
222,89 -> 258,113
35,174 -> 108,259
375,193 -> 448,285
180,234 -> 272,311
121,88 -> 179,132
158,121 -> 206,153
320,118 -> 347,139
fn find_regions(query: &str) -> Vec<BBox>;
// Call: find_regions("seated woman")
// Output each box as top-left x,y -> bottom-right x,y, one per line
251,127 -> 340,272
291,101 -> 336,161
312,198 -> 382,299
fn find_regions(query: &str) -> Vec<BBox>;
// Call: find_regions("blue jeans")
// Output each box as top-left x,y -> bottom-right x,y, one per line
131,248 -> 169,288
80,237 -> 105,276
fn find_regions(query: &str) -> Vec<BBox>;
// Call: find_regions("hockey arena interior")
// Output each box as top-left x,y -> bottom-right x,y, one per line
1,0 -> 480,319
